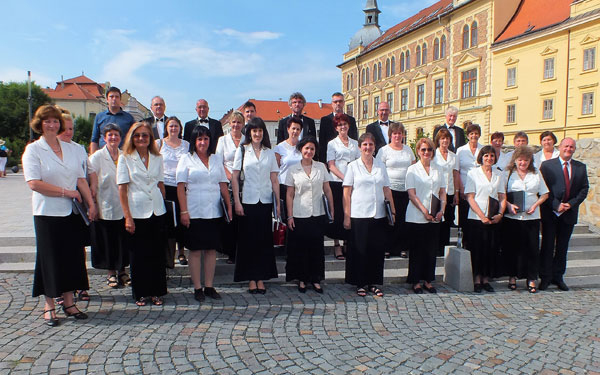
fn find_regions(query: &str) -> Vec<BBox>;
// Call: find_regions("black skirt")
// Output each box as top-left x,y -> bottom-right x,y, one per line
164,185 -> 185,245
126,214 -> 168,300
502,218 -> 540,280
234,203 -> 279,282
185,218 -> 222,250
467,219 -> 501,278
286,216 -> 326,283
437,194 -> 456,256
345,218 -> 386,287
90,218 -> 129,270
32,214 -> 89,298
407,222 -> 440,283
221,184 -> 239,258
326,181 -> 349,240
386,190 -> 409,255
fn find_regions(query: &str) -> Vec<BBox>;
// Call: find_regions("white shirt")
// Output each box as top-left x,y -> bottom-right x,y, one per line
533,149 -> 559,169
456,143 -> 483,188
274,141 -> 302,184
70,141 -> 92,176
284,161 -> 331,218
156,118 -> 165,140
215,133 -> 241,174
23,138 -> 85,216
433,149 -> 458,195
88,147 -> 123,220
464,167 -> 506,221
116,151 -> 166,219
232,146 -> 279,204
157,139 -> 189,187
376,144 -> 415,191
505,170 -> 549,220
405,161 -> 447,224
327,137 -> 360,182
343,158 -> 390,219
176,153 -> 228,219
494,150 -> 512,171
380,122 -> 389,144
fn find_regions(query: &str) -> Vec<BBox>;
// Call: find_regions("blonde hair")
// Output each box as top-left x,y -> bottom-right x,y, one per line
122,121 -> 160,156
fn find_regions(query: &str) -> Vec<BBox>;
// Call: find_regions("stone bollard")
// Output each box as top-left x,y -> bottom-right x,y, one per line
444,246 -> 474,292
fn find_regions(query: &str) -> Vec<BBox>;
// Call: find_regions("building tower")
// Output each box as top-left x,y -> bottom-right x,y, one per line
348,0 -> 383,50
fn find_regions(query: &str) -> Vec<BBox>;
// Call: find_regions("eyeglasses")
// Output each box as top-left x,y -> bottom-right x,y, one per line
419,148 -> 433,152
133,133 -> 150,139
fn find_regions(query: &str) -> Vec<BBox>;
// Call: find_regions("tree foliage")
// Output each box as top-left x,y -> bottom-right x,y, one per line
73,116 -> 94,152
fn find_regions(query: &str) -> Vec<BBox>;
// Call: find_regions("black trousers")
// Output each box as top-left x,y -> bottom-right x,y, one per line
407,222 -> 439,283
437,194 -> 456,256
540,213 -> 575,281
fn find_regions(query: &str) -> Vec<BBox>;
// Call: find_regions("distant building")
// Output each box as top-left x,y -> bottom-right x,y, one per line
220,99 -> 333,142
42,74 -> 150,121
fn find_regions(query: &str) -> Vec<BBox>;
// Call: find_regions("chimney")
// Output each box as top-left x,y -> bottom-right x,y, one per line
318,99 -> 323,108
61,75 -> 64,89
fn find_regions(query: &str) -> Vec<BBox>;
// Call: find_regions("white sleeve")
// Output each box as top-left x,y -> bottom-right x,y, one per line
22,143 -> 41,181
232,147 -> 243,171
342,162 -> 355,187
175,156 -> 189,184
116,155 -> 130,185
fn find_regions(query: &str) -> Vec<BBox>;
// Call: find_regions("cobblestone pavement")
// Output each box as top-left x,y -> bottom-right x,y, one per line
0,274 -> 599,374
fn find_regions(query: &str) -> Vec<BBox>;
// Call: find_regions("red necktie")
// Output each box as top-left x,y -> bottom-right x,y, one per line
563,161 -> 570,202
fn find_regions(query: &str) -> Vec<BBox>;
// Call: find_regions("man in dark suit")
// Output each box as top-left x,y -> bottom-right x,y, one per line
539,138 -> 589,291
144,96 -> 168,140
365,101 -> 390,155
318,92 -> 358,163
432,106 -> 465,152
183,99 -> 224,146
276,92 -> 316,145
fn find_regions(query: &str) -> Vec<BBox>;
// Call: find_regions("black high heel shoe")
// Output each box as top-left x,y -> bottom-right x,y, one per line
62,305 -> 88,320
44,308 -> 59,327
298,282 -> 307,293
312,283 -> 323,294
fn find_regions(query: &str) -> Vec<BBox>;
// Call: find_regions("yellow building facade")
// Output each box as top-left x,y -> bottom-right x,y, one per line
491,0 -> 600,145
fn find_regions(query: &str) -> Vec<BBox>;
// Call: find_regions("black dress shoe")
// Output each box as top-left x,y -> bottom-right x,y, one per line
257,288 -> 266,295
482,283 -> 495,292
248,288 -> 258,294
204,287 -> 222,300
62,305 -> 88,319
538,279 -> 550,290
298,283 -> 307,293
194,288 -> 205,302
423,285 -> 437,294
412,285 -> 424,294
312,283 -> 324,294
474,283 -> 483,293
552,279 -> 569,291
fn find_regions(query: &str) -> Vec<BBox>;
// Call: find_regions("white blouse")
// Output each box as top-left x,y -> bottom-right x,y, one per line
464,167 -> 506,221
533,149 -> 559,169
284,161 -> 331,218
405,162 -> 447,224
176,153 -> 228,219
494,150 -> 512,171
343,158 -> 390,219
376,144 -> 415,191
456,143 -> 483,188
71,141 -> 92,175
157,139 -> 189,187
88,147 -> 123,220
504,170 -> 549,221
215,133 -> 241,174
23,137 -> 85,216
433,149 -> 457,195
116,151 -> 166,219
327,136 -> 360,182
232,146 -> 279,204
274,141 -> 302,184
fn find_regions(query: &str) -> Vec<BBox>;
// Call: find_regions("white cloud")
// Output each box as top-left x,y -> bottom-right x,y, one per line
214,28 -> 282,45
0,67 -> 55,88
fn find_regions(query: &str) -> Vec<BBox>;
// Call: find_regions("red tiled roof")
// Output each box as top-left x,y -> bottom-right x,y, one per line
234,99 -> 333,122
61,75 -> 97,85
362,0 -> 453,54
495,0 -> 572,43
43,75 -> 105,101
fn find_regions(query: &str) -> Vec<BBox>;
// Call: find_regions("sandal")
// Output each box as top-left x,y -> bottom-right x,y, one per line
55,296 -> 64,306
334,245 -> 345,260
107,275 -> 119,288
508,278 -> 517,290
135,297 -> 147,307
527,281 -> 537,294
356,287 -> 367,297
368,285 -> 384,297
43,308 -> 59,327
178,254 -> 188,266
400,251 -> 408,259
152,296 -> 163,306
78,290 -> 90,301
118,273 -> 131,286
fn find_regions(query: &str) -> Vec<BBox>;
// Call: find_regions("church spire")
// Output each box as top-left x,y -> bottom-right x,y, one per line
363,0 -> 381,27
348,0 -> 383,50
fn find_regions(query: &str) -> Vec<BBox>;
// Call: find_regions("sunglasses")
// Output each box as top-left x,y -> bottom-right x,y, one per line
419,148 -> 433,152
133,133 -> 150,139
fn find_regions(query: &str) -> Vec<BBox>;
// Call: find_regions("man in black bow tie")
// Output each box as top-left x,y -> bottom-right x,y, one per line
276,92 -> 316,145
183,99 -> 224,146
432,106 -> 465,152
144,96 -> 168,140
365,101 -> 391,155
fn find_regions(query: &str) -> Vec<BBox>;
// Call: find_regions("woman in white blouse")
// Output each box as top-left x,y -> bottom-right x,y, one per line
376,122 -> 415,258
343,133 -> 394,297
216,111 -> 244,264
490,132 -> 511,172
117,122 -> 168,306
406,138 -> 447,294
504,146 -> 549,293
533,131 -> 559,169
88,124 -> 129,289
177,126 -> 232,302
455,123 -> 483,248
231,118 -> 280,294
22,104 -> 97,326
157,117 -> 190,267
326,113 -> 360,260
465,145 -> 506,293
274,116 -> 303,222
285,137 -> 334,293
433,128 -> 460,256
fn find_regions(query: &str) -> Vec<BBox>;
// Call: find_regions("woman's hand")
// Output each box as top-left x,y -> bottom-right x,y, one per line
68,189 -> 82,203
180,212 -> 190,228
88,203 -> 98,222
287,217 -> 295,231
434,211 -> 444,222
343,215 -> 351,230
227,206 -> 233,222
480,216 -> 492,225
125,216 -> 135,234
491,214 -> 503,224
507,203 -> 519,215
235,201 -> 244,216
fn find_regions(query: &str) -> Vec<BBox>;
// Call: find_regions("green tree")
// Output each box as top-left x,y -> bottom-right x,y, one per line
409,130 -> 431,159
74,116 -> 93,152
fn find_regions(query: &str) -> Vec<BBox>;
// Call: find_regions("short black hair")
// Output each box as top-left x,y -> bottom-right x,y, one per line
296,136 -> 318,154
105,86 -> 121,99
188,125 -> 215,155
477,145 -> 496,164
287,115 -> 303,129
241,117 -> 271,149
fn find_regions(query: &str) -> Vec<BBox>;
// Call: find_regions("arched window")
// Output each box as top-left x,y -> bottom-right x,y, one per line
462,25 -> 469,49
366,67 -> 370,84
373,64 -> 377,81
350,73 -> 354,89
406,50 -> 411,69
346,74 -> 350,91
361,69 -> 366,85
471,21 -> 478,47
422,43 -> 427,65
400,52 -> 405,72
440,35 -> 447,58
416,45 -> 421,66
385,59 -> 390,77
434,38 -> 440,60
377,62 -> 382,80
391,56 -> 396,75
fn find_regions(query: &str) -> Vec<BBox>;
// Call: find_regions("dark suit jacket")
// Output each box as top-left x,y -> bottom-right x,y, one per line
183,118 -> 224,148
365,121 -> 387,155
144,115 -> 168,139
432,124 -> 466,152
539,158 -> 589,226
276,115 -> 316,145
318,113 -> 358,164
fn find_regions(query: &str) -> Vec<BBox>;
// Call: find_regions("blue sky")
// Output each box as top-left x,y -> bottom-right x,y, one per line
2,0 -> 436,121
